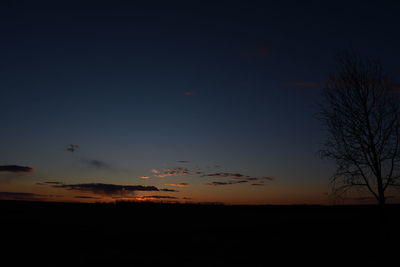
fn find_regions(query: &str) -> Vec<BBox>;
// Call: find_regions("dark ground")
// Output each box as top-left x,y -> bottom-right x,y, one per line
1,200 -> 399,266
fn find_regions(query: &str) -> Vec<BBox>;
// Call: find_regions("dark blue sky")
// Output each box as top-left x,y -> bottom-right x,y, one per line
1,1 -> 399,204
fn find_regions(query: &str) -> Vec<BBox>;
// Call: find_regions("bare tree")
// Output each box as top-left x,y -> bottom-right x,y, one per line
319,53 -> 400,207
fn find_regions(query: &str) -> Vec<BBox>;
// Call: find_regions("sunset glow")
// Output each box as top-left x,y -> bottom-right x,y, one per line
1,1 -> 399,206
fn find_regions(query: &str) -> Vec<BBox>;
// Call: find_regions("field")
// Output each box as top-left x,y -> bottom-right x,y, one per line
2,200 -> 399,266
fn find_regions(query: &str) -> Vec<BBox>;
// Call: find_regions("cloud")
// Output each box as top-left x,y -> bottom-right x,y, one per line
65,144 -> 80,152
0,165 -> 33,173
36,181 -> 64,186
240,46 -> 269,57
159,188 -> 179,192
202,172 -> 273,183
139,176 -> 150,179
80,158 -> 112,169
51,183 -> 164,196
165,183 -> 189,187
281,81 -> 322,88
151,168 -> 190,178
205,182 -> 228,186
64,144 -> 112,170
132,195 -> 178,200
246,177 -> 274,181
183,91 -> 194,96
0,191 -> 46,201
205,180 -> 248,186
251,183 -> 265,186
203,172 -> 246,178
74,195 -> 101,199
177,160 -> 189,163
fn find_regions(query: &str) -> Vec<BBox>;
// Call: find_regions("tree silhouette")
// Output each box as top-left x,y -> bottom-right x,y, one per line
319,53 -> 400,207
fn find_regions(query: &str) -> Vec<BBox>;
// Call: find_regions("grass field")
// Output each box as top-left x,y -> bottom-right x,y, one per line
2,200 -> 398,266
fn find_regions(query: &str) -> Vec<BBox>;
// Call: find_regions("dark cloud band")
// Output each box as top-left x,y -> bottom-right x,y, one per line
0,165 -> 33,173
0,191 -> 45,200
50,182 -> 177,196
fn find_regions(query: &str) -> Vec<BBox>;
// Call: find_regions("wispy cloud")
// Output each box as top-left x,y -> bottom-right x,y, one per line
74,195 -> 101,199
0,165 -> 33,173
65,144 -> 79,152
80,158 -> 112,169
165,183 -> 189,187
36,181 -> 64,186
151,168 -> 190,177
129,195 -> 178,200
64,144 -> 112,170
177,160 -> 189,163
159,188 -> 179,192
202,172 -> 273,182
246,177 -> 274,181
49,182 -> 173,196
139,176 -> 150,179
0,191 -> 46,201
201,171 -> 273,187
203,172 -> 246,178
205,180 -> 248,186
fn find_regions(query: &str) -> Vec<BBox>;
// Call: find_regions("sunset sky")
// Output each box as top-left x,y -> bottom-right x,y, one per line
1,1 -> 400,204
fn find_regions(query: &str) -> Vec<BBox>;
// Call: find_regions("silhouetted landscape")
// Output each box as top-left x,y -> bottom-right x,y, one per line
2,200 -> 399,266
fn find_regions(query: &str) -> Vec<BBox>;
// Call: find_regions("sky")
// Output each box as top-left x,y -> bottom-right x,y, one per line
1,0 -> 400,204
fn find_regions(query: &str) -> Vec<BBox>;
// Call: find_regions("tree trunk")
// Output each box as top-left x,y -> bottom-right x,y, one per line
377,183 -> 386,223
